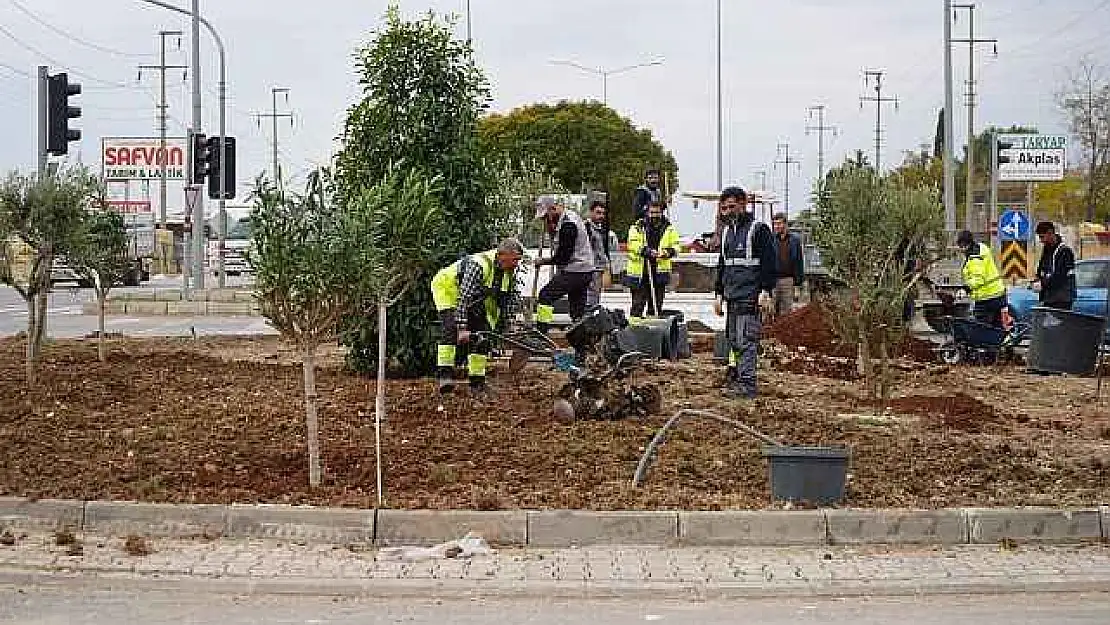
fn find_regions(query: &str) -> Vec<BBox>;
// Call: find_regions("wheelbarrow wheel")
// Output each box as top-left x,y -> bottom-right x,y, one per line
936,342 -> 962,365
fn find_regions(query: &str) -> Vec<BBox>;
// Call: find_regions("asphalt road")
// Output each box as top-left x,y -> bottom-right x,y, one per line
0,276 -> 273,339
0,587 -> 1107,624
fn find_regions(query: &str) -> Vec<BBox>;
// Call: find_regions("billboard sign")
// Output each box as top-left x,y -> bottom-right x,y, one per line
997,134 -> 1067,182
101,137 -> 187,181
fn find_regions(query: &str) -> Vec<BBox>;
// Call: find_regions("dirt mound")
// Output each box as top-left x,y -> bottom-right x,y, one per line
887,393 -> 1002,432
764,305 -> 853,358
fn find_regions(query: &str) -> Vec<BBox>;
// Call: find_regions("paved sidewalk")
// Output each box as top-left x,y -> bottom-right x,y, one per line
1,531 -> 1108,598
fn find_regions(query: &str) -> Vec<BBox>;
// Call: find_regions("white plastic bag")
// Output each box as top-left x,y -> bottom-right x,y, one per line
378,532 -> 494,562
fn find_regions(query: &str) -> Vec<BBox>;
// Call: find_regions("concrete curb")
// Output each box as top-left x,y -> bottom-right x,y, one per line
3,567 -> 1110,600
1,498 -> 1106,547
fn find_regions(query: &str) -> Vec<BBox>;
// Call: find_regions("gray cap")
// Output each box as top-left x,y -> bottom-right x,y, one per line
534,195 -> 560,219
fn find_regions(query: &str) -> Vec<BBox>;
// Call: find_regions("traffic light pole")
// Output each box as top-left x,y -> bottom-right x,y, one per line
36,65 -> 47,176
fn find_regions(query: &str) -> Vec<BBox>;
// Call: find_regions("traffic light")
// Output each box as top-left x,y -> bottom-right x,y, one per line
205,136 -> 236,200
190,131 -> 209,184
46,72 -> 81,155
996,138 -> 1014,166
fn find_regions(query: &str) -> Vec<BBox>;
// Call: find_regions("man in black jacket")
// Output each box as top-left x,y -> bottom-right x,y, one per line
1033,221 -> 1076,310
713,187 -> 777,399
632,169 -> 662,221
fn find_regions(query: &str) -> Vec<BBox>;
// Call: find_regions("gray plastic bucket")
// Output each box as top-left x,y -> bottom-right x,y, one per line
1026,306 -> 1105,375
762,445 -> 850,505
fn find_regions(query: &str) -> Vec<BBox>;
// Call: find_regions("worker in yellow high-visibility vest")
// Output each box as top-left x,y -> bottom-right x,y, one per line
430,238 -> 524,396
957,230 -> 1007,328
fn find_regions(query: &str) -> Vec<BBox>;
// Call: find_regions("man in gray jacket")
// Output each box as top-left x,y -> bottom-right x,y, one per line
585,200 -> 612,308
534,195 -> 596,331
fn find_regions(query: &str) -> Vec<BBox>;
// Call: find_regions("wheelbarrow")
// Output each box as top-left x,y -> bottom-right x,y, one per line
934,315 -> 1030,365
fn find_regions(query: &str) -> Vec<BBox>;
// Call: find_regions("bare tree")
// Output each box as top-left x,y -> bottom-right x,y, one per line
1058,58 -> 1110,222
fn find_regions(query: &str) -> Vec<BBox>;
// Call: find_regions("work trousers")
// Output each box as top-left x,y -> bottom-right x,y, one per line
537,270 -> 593,325
971,294 -> 1007,328
726,301 -> 762,398
586,270 -> 604,308
630,276 -> 668,318
772,277 -> 795,320
437,308 -> 492,380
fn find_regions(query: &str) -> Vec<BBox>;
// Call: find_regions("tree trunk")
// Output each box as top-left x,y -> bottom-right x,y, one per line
878,336 -> 891,403
24,295 -> 37,383
858,330 -> 876,400
374,298 -> 387,507
97,290 -> 107,362
302,344 -> 322,488
34,288 -> 47,352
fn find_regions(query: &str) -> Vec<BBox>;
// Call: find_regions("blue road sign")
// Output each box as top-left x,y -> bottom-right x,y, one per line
999,209 -> 1030,241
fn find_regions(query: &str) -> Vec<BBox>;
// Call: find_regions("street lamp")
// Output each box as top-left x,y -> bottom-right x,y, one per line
136,0 -> 227,289
549,59 -> 664,105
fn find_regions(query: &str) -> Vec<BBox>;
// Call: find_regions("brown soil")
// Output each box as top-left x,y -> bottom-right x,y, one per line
0,336 -> 1107,510
764,305 -> 854,358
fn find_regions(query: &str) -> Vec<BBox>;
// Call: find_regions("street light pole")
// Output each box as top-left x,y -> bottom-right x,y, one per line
550,59 -> 664,106
716,0 -> 722,192
137,0 -> 227,291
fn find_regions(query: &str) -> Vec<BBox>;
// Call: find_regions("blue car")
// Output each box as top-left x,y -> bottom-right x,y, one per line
1007,257 -> 1110,339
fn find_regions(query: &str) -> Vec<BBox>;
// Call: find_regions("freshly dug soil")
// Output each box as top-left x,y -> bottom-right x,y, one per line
0,336 -> 1106,510
765,304 -> 936,363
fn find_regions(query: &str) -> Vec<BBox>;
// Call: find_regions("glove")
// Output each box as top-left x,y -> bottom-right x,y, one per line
714,296 -> 724,317
758,291 -> 774,315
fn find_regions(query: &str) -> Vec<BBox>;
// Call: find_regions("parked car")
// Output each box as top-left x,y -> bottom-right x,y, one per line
1007,257 -> 1110,340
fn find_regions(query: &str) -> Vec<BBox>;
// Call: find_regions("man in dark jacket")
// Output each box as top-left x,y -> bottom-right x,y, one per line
770,212 -> 804,320
632,168 -> 663,221
533,195 -> 596,331
713,186 -> 777,399
1033,221 -> 1076,310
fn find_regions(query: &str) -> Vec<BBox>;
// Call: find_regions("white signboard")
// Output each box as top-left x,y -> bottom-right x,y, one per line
101,137 -> 187,181
998,134 -> 1067,182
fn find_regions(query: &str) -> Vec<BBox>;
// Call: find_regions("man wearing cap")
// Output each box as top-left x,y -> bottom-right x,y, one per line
713,186 -> 777,399
956,230 -> 1007,327
533,195 -> 597,331
430,238 -> 525,396
1033,221 -> 1076,311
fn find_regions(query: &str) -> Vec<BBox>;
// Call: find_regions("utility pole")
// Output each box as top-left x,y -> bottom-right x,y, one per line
189,0 -> 204,290
774,142 -> 802,215
715,0 -> 723,191
138,30 -> 186,230
36,65 -> 47,177
466,0 -> 471,43
953,3 -> 997,232
805,104 -> 838,199
859,70 -> 898,172
253,87 -> 293,187
753,169 -> 767,191
943,0 -> 957,233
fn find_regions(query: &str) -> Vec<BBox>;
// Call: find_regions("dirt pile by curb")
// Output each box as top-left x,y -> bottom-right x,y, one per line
765,304 -> 935,363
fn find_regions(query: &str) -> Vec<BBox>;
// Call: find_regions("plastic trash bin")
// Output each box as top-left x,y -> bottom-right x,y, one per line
762,445 -> 850,505
1026,306 -> 1105,375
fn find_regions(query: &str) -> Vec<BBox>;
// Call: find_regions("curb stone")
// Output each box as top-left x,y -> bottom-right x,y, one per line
375,510 -> 526,547
527,511 -> 678,548
825,509 -> 968,545
0,498 -> 83,532
966,508 -> 1102,544
83,501 -> 227,538
2,498 -> 1109,546
225,504 -> 374,543
678,510 -> 826,546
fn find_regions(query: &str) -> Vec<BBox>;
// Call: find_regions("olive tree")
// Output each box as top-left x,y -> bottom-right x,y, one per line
68,209 -> 131,362
340,166 -> 441,505
0,168 -> 100,381
812,164 -> 944,400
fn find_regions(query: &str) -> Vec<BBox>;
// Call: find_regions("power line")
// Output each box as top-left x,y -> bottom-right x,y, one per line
859,70 -> 899,171
6,0 -> 154,59
0,60 -> 30,77
1001,0 -> 1110,57
0,22 -> 127,87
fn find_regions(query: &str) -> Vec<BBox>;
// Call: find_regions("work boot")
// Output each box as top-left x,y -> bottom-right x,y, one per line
468,376 -> 492,400
436,367 -> 455,394
724,366 -> 737,385
722,382 -> 756,400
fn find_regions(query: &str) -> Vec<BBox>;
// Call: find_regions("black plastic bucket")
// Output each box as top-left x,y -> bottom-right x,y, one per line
762,445 -> 850,505
621,317 -> 681,359
1026,306 -> 1106,375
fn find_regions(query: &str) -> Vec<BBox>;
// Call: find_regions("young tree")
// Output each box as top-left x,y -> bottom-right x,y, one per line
484,157 -> 569,244
340,166 -> 441,505
336,6 -> 495,377
67,209 -> 131,362
0,168 -> 100,381
813,165 -> 944,400
1058,59 -> 1110,223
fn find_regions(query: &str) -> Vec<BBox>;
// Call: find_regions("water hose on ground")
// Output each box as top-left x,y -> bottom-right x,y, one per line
631,408 -> 784,487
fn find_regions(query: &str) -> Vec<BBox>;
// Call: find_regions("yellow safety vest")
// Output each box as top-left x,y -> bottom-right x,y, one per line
962,242 -> 1006,301
430,250 -> 514,325
626,220 -> 681,280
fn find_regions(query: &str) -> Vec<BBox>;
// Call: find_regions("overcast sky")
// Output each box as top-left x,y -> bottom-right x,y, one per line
1,0 -> 1107,232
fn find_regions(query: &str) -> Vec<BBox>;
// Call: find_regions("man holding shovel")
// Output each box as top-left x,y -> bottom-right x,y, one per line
714,186 -> 776,399
625,199 -> 681,319
533,196 -> 596,332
